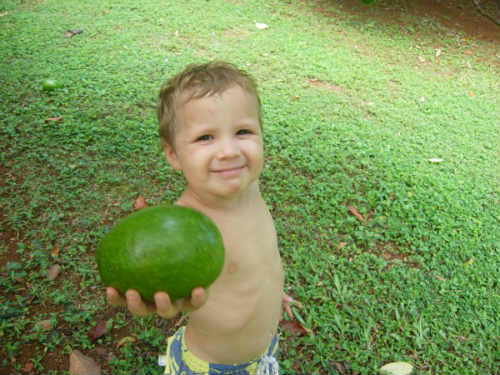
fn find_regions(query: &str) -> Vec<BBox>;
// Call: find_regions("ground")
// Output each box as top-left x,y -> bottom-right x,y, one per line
1,0 -> 498,373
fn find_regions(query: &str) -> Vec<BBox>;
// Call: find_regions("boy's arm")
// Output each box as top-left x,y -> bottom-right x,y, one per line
106,287 -> 207,319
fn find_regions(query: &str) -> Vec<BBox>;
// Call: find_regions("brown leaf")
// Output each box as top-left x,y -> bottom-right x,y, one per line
88,320 -> 108,341
347,206 -> 365,222
116,336 -> 137,347
51,246 -> 60,257
35,319 -> 53,332
46,264 -> 61,281
45,116 -> 62,123
337,242 -> 347,250
133,195 -> 148,210
69,350 -> 101,375
279,320 -> 308,336
464,49 -> 474,55
21,361 -> 33,373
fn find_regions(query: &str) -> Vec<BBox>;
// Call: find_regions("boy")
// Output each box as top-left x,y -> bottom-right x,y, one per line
107,61 -> 287,374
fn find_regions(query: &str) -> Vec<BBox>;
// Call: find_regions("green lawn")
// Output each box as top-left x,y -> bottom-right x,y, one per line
1,0 -> 499,374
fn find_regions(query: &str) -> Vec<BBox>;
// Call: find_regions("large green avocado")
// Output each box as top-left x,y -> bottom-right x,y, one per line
96,205 -> 224,302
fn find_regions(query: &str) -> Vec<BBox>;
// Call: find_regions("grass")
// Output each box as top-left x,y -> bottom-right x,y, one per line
1,0 -> 499,374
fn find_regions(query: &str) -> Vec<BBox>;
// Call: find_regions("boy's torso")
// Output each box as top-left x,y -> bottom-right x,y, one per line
177,188 -> 284,365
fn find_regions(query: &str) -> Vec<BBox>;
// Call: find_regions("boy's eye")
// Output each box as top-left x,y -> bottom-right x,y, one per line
195,135 -> 212,142
236,129 -> 252,136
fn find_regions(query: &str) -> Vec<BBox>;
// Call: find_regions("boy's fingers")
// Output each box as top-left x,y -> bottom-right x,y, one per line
126,289 -> 154,316
107,287 -> 127,307
154,292 -> 178,319
190,287 -> 207,308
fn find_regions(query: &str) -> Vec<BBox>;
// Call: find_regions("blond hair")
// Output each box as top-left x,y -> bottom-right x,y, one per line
157,61 -> 262,148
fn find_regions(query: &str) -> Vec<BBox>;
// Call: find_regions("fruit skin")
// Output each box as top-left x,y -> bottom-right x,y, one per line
42,79 -> 58,91
96,205 -> 225,302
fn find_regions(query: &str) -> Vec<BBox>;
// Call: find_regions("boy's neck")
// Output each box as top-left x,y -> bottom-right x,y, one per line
176,181 -> 262,213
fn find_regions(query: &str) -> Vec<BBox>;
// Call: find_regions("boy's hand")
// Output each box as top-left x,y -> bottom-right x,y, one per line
106,287 -> 207,319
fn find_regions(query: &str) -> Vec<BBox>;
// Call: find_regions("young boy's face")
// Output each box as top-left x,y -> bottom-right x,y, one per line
164,85 -> 263,200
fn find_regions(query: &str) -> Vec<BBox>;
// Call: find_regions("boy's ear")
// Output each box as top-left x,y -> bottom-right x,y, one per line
162,140 -> 181,170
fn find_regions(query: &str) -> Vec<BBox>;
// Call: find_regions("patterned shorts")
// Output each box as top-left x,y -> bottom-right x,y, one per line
161,326 -> 279,375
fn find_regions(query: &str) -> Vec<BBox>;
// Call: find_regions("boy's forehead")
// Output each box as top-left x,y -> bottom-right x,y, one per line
176,84 -> 256,106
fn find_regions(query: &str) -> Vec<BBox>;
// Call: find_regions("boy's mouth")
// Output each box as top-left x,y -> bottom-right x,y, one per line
212,166 -> 245,176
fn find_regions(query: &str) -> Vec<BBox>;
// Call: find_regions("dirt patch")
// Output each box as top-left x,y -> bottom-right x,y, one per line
327,0 -> 499,43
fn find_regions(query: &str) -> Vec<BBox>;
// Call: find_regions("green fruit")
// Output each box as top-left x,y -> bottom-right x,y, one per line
96,205 -> 225,302
42,79 -> 58,91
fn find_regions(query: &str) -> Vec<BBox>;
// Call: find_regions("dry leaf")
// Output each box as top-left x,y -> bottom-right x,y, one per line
46,264 -> 61,281
279,320 -> 308,336
21,361 -> 34,373
380,362 -> 413,375
468,91 -> 476,98
134,195 -> 148,210
45,116 -> 62,123
337,242 -> 347,250
116,336 -> 137,347
69,350 -> 101,375
435,49 -> 441,57
51,247 -> 60,257
347,206 -> 365,222
418,56 -> 425,63
88,320 -> 108,341
464,50 -> 474,55
435,275 -> 446,282
35,320 -> 53,331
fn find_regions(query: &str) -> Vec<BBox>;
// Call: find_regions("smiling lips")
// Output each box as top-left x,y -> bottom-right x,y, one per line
212,166 -> 245,177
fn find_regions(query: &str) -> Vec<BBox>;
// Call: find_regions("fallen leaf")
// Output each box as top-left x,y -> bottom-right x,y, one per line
380,361 -> 413,375
65,29 -> 84,38
21,361 -> 34,373
134,195 -> 148,210
289,95 -> 300,102
435,275 -> 446,282
337,242 -> 347,250
116,336 -> 137,347
332,362 -> 346,375
435,48 -> 441,57
88,320 -> 108,341
51,247 -> 60,257
464,49 -> 474,55
46,264 -> 61,281
45,116 -> 62,123
255,22 -> 269,29
69,350 -> 101,375
468,91 -> 476,98
279,320 -> 308,336
347,206 -> 365,222
0,11 -> 9,17
418,56 -> 425,63
35,319 -> 53,332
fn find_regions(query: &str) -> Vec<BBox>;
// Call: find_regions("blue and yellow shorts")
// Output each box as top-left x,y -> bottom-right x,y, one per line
160,326 -> 279,375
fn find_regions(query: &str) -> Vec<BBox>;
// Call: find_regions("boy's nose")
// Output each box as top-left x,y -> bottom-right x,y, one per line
217,139 -> 240,159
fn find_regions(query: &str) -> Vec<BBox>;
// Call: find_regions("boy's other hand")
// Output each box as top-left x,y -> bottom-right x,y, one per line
106,287 -> 208,319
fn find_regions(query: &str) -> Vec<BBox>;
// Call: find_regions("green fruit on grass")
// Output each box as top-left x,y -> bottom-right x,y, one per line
42,79 -> 58,91
96,205 -> 225,302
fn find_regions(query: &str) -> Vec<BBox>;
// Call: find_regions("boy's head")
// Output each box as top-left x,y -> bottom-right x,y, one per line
157,61 -> 262,149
